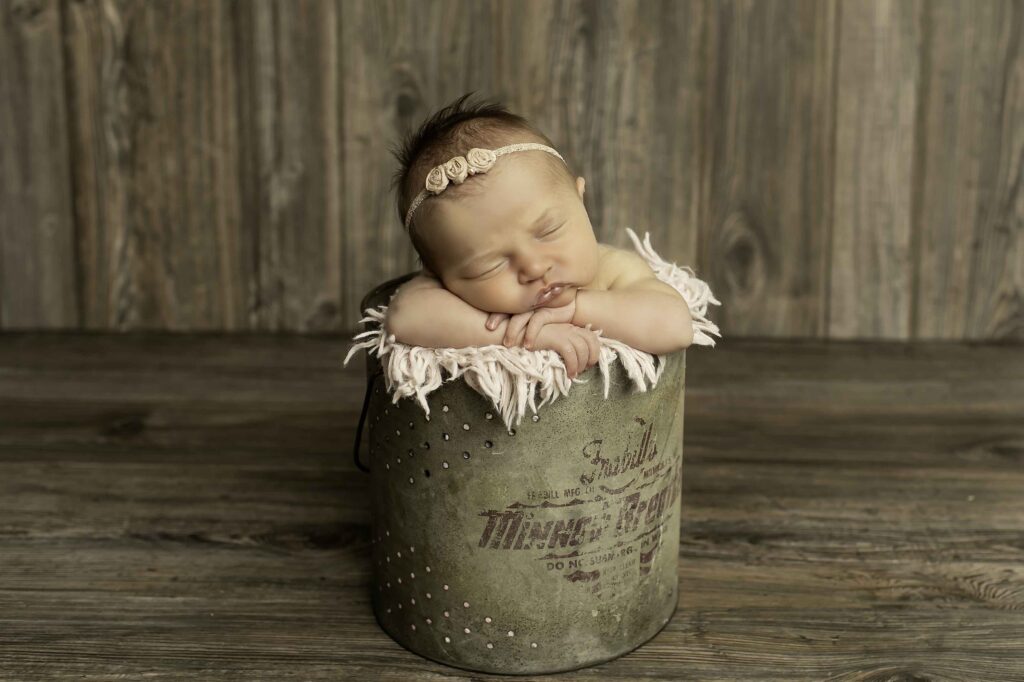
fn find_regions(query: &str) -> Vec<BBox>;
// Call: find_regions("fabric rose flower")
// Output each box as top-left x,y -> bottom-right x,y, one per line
425,165 -> 449,194
444,156 -> 469,184
466,147 -> 497,175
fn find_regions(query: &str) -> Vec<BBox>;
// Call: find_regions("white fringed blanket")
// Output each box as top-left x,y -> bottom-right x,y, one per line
343,227 -> 722,432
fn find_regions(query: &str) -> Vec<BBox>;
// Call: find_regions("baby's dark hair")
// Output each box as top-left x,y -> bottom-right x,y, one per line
389,91 -> 576,271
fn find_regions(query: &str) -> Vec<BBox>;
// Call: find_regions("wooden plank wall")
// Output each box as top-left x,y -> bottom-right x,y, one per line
1,0 -> 1021,340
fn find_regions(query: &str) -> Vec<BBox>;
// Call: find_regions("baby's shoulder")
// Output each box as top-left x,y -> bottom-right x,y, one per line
389,269 -> 444,304
594,243 -> 651,290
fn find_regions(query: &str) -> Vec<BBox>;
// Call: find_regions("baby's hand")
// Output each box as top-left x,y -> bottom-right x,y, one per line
532,323 -> 602,378
485,296 -> 578,349
486,310 -> 534,348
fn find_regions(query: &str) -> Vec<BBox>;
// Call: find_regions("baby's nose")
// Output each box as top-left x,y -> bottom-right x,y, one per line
520,262 -> 550,283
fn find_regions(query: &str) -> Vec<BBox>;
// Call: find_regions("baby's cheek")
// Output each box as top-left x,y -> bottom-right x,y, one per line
468,280 -> 515,313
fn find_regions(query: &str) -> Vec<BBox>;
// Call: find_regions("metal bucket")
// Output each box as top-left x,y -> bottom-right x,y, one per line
353,275 -> 686,675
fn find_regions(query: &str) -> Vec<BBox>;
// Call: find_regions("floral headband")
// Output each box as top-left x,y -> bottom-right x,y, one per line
403,142 -> 567,229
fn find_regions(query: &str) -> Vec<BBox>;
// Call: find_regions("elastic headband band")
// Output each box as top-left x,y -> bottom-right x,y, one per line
404,142 -> 567,230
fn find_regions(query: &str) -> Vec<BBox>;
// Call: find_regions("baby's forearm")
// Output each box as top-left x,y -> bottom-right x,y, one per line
571,288 -> 693,355
384,287 -> 510,349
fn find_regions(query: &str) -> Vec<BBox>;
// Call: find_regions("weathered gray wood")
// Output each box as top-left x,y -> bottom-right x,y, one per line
62,0 -> 251,329
913,0 -> 1024,340
701,0 -> 838,339
0,332 -> 1021,679
0,0 -> 78,328
3,0 -> 1022,341
832,0 -> 921,340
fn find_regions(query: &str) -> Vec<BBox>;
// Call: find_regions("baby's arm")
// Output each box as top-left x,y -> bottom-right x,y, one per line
384,276 -> 512,349
569,253 -> 693,355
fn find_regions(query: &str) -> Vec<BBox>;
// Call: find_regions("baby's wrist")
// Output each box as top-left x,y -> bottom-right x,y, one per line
570,288 -> 584,326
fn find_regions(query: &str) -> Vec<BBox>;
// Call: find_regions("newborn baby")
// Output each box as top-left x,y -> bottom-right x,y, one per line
385,94 -> 693,378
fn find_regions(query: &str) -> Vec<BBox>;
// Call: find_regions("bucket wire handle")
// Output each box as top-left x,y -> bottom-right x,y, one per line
353,366 -> 384,474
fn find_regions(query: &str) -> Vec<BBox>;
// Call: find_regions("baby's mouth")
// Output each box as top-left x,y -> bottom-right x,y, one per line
534,283 -> 568,307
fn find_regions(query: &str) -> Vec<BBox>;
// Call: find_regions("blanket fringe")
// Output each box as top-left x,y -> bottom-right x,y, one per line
343,227 -> 722,432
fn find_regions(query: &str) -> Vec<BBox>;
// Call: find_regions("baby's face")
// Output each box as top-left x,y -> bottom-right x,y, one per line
416,155 -> 600,314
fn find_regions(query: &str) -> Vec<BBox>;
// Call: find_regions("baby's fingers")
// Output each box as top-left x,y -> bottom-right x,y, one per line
486,312 -> 508,331
504,312 -> 531,347
571,333 -> 596,376
523,310 -> 552,350
558,342 -> 579,378
583,328 -> 601,368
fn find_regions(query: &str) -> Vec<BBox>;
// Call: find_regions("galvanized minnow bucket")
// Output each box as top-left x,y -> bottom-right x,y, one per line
353,274 -> 686,675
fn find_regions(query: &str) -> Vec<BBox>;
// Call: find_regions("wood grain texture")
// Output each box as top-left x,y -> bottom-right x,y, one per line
2,0 -> 1022,341
63,0 -> 249,329
913,0 -> 1024,340
702,0 -> 838,339
0,0 -> 78,328
0,332 -> 1022,679
832,0 -> 921,340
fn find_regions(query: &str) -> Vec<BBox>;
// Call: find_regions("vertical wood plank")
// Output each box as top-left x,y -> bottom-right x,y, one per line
0,0 -> 78,328
832,0 -> 920,339
64,0 -> 250,329
701,0 -> 838,338
243,0 -> 343,331
914,0 -> 1024,340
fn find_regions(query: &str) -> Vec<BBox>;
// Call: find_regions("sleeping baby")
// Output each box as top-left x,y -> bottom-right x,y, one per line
384,93 -> 693,379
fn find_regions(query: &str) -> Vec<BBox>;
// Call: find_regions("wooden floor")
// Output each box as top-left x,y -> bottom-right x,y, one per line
1,332 -> 1022,681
